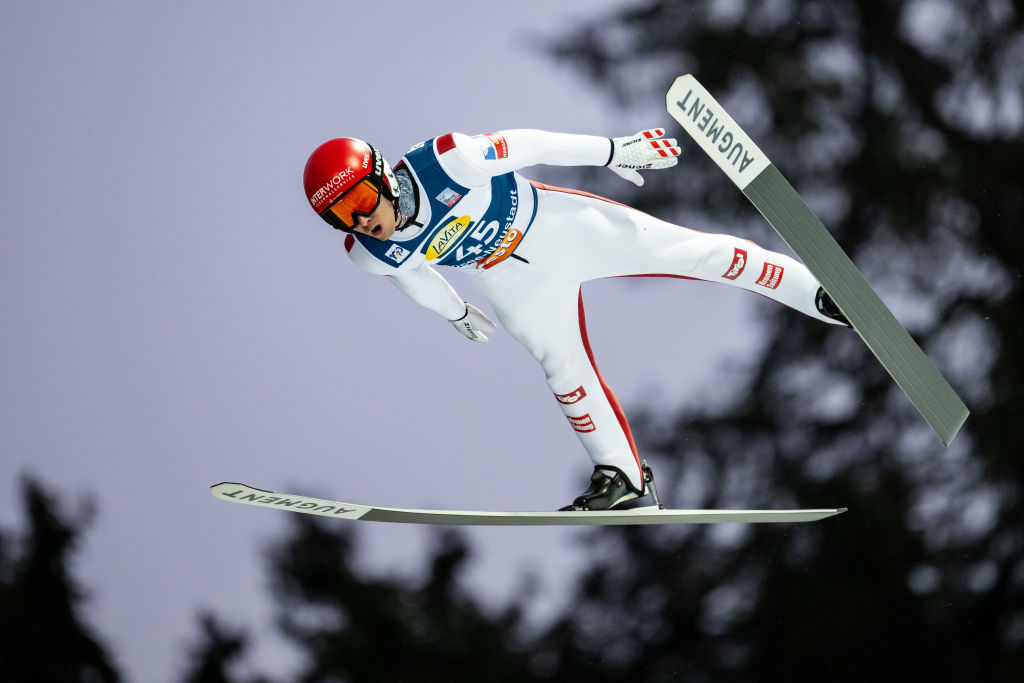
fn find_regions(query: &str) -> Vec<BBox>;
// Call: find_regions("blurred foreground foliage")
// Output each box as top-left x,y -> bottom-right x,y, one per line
0,478 -> 120,683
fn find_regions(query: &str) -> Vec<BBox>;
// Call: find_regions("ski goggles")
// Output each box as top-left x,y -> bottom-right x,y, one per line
319,178 -> 383,232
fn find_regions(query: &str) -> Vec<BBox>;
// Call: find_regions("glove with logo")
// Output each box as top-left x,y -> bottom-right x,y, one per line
606,128 -> 681,186
449,303 -> 497,342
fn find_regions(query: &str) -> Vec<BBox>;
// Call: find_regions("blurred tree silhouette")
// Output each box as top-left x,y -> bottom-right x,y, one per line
0,478 -> 121,683
264,517 -> 544,682
176,613 -> 275,683
525,0 -> 1023,680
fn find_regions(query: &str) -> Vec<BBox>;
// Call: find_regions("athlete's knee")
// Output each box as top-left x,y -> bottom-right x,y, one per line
543,360 -> 586,390
692,233 -> 741,268
682,234 -> 761,282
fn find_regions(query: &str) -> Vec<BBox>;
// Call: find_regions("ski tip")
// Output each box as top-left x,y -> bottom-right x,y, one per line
211,481 -> 244,491
210,482 -> 273,495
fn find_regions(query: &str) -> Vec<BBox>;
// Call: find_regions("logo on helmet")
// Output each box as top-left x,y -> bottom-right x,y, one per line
309,168 -> 357,212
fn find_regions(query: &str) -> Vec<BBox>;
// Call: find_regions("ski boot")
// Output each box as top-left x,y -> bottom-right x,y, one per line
560,462 -> 661,511
815,286 -> 851,327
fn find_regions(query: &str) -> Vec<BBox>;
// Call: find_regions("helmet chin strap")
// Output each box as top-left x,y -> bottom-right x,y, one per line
392,196 -> 404,230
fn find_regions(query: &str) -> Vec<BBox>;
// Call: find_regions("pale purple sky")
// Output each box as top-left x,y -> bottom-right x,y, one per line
0,2 -> 766,680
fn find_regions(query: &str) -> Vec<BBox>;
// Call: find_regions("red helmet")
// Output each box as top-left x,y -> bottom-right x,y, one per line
303,138 -> 400,232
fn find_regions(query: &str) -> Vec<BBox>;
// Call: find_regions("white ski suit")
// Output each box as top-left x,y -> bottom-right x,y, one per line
344,129 -> 842,491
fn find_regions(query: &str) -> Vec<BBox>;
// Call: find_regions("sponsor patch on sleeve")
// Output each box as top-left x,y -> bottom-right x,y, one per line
474,132 -> 509,160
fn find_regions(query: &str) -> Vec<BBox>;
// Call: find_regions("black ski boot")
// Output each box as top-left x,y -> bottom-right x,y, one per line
560,467 -> 647,511
815,286 -> 851,327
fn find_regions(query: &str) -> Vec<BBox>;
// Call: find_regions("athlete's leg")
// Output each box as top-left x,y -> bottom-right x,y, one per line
521,184 -> 844,325
470,262 -> 646,492
466,185 -> 839,494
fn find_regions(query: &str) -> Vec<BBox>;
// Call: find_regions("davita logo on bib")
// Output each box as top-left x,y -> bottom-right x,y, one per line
425,216 -> 471,261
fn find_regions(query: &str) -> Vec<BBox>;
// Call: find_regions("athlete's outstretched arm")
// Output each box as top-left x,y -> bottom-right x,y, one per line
385,264 -> 467,321
346,236 -> 494,341
346,234 -> 465,320
437,129 -> 680,187
387,266 -> 496,342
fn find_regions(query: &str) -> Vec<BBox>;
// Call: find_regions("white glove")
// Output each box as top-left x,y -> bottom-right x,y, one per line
606,128 -> 681,186
449,303 -> 497,342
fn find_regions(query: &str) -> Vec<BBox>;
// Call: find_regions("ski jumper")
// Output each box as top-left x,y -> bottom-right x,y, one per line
344,130 -> 842,491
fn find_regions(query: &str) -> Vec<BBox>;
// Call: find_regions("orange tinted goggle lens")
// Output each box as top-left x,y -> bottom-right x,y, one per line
324,179 -> 382,229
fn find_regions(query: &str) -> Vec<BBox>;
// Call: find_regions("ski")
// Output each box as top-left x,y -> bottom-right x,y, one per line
666,74 -> 969,445
211,482 -> 846,526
